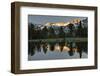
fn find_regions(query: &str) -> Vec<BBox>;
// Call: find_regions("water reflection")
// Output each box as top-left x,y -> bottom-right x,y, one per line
28,40 -> 88,60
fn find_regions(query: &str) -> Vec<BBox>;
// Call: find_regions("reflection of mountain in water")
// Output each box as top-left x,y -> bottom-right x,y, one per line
28,40 -> 87,60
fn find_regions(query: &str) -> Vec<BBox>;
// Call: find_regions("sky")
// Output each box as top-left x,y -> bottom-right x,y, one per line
28,15 -> 87,25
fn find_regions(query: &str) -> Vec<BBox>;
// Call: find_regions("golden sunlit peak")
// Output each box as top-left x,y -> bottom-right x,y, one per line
45,18 -> 81,26
71,18 -> 81,24
45,22 -> 70,26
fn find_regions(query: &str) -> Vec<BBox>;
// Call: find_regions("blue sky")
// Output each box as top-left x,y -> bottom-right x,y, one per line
28,15 -> 87,25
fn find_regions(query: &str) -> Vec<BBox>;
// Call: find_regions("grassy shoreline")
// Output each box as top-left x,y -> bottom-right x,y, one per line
28,38 -> 87,42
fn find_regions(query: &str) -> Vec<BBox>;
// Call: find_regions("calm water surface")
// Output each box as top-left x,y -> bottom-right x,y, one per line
28,40 -> 88,60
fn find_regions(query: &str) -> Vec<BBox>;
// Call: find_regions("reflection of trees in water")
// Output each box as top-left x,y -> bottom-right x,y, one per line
68,42 -> 74,56
36,42 -> 41,52
59,41 -> 65,52
28,41 -> 87,58
28,42 -> 36,56
42,42 -> 48,54
76,42 -> 88,58
82,42 -> 88,53
49,42 -> 55,51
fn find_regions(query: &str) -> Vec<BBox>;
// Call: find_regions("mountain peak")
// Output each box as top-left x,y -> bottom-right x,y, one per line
45,18 -> 81,27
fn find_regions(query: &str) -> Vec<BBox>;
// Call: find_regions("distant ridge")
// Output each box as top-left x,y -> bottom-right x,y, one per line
44,18 -> 81,27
